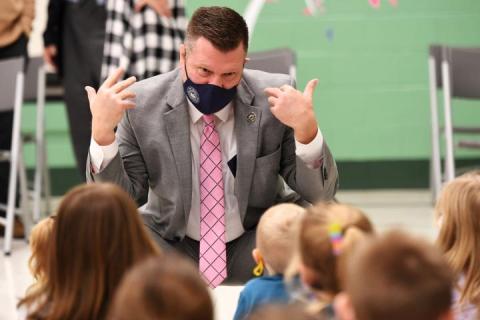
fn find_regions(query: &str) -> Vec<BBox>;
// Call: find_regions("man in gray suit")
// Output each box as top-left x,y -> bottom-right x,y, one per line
85,6 -> 338,285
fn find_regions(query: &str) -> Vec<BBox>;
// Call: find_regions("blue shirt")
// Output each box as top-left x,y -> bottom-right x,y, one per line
233,275 -> 290,320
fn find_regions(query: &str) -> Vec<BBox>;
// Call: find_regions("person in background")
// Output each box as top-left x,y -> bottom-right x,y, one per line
335,231 -> 454,320
18,183 -> 160,320
0,0 -> 35,237
101,0 -> 186,81
435,171 -> 480,320
233,203 -> 306,320
43,0 -> 106,179
108,254 -> 214,320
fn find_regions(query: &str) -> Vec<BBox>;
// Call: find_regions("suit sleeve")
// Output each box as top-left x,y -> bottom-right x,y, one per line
86,111 -> 149,205
279,78 -> 339,203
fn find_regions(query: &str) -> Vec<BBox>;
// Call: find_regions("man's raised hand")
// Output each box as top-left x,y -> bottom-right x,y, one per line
85,68 -> 136,146
264,79 -> 319,144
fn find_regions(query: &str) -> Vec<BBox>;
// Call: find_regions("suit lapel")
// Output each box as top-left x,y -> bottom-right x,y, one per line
234,79 -> 262,220
164,71 -> 192,221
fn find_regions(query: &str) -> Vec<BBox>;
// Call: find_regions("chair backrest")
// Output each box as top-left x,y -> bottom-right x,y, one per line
429,45 -> 443,89
0,57 -> 24,111
443,46 -> 480,99
245,48 -> 296,78
23,56 -> 44,101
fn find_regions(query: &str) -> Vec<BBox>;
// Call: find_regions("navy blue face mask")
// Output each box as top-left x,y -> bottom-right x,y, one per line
183,62 -> 238,115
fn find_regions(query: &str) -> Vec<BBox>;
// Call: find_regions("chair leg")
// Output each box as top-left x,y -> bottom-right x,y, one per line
4,72 -> 24,255
428,56 -> 442,202
441,58 -> 455,182
33,65 -> 46,222
42,148 -> 51,215
18,143 -> 33,241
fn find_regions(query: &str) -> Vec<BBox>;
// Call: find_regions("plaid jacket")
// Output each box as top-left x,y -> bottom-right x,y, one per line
101,0 -> 186,81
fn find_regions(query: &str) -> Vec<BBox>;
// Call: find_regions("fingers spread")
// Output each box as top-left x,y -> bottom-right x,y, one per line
112,76 -> 136,93
102,68 -> 125,89
121,101 -> 136,110
118,90 -> 136,100
84,86 -> 96,103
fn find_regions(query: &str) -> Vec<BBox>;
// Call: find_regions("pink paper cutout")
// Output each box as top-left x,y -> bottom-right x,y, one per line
369,0 -> 381,9
303,7 -> 313,16
389,0 -> 398,7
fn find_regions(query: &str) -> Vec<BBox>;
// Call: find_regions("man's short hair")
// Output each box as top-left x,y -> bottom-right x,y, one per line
346,231 -> 453,320
186,6 -> 249,52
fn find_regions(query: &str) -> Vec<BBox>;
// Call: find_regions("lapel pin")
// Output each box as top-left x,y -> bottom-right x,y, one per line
247,112 -> 256,123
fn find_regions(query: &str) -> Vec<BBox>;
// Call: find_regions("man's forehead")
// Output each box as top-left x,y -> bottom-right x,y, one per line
186,40 -> 246,71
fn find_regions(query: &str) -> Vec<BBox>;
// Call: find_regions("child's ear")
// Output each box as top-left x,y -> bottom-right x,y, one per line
333,292 -> 356,320
251,248 -> 262,264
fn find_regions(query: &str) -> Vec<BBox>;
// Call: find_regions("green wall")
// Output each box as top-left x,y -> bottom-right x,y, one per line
22,0 -> 480,191
189,0 -> 480,160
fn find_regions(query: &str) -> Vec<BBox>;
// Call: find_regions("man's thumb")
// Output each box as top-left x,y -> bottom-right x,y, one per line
85,86 -> 96,104
303,79 -> 319,98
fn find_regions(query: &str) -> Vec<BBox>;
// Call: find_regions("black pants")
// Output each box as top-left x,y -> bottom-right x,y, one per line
0,35 -> 28,217
61,1 -> 105,179
142,214 -> 257,284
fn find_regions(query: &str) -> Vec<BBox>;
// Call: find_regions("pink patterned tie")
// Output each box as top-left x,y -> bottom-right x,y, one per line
199,114 -> 227,288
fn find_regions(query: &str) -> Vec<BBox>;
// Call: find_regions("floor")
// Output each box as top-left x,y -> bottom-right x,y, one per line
0,189 -> 436,320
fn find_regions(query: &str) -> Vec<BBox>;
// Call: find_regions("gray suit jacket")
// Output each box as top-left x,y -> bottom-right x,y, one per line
87,68 -> 339,241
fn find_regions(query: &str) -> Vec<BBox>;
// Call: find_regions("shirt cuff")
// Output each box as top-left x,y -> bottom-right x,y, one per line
295,128 -> 324,169
89,137 -> 119,172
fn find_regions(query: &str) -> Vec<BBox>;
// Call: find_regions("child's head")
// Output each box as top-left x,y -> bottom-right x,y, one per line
255,203 -> 306,275
295,203 -> 374,295
435,171 -> 480,304
108,254 -> 214,320
20,183 -> 160,319
336,231 -> 454,320
28,217 -> 55,286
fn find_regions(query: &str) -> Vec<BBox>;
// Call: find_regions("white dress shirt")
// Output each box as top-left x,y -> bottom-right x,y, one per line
90,100 -> 324,241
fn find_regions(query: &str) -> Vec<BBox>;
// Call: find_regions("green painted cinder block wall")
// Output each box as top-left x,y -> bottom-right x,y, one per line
21,0 -> 480,191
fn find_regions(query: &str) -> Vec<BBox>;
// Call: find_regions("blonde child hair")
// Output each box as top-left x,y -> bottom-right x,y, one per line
27,216 -> 55,293
288,202 -> 374,308
436,171 -> 480,306
254,203 -> 306,275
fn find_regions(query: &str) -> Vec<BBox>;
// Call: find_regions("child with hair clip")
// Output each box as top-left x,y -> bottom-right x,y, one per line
436,171 -> 480,320
233,203 -> 306,320
287,203 -> 375,319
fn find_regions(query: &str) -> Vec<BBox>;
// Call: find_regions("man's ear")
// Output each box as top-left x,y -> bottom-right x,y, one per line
251,248 -> 262,264
333,292 -> 356,320
179,44 -> 186,64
